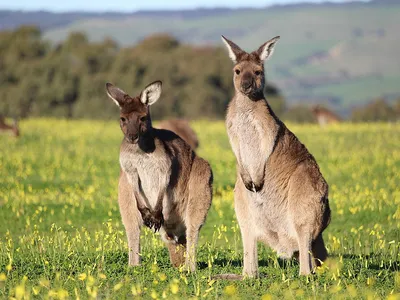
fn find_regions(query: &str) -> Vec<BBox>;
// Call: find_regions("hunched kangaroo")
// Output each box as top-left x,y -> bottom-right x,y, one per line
105,81 -> 213,271
312,105 -> 341,126
157,119 -> 199,150
221,35 -> 331,276
0,116 -> 19,137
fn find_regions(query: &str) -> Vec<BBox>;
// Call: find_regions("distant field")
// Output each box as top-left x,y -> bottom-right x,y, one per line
0,119 -> 399,298
41,3 -> 400,112
310,75 -> 400,110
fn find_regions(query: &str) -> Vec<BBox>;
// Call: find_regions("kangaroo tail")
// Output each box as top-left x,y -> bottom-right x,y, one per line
211,274 -> 244,280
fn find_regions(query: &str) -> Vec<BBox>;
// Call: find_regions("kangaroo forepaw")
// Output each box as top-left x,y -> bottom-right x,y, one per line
143,216 -> 153,229
253,181 -> 264,192
141,208 -> 164,231
243,181 -> 263,193
152,211 -> 164,232
240,172 -> 254,192
141,208 -> 154,228
244,180 -> 254,192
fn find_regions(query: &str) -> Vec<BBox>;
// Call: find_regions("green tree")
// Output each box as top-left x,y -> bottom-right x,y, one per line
0,27 -> 288,121
282,105 -> 316,123
351,98 -> 397,122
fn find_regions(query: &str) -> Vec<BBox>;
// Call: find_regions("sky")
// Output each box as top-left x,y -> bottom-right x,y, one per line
0,0 -> 358,12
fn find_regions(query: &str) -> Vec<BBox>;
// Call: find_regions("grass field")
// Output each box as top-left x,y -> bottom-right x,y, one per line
0,119 -> 399,299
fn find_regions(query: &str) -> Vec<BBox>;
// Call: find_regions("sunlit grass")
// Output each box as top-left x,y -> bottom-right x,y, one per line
0,119 -> 399,299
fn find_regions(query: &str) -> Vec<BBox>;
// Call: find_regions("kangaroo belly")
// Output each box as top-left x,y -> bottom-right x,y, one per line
247,191 -> 299,254
137,166 -> 167,208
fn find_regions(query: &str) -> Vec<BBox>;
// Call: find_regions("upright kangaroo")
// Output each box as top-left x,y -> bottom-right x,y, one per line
0,116 -> 19,137
105,81 -> 212,271
221,36 -> 331,276
157,119 -> 199,150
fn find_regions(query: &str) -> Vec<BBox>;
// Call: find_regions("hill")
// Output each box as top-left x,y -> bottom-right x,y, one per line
1,1 -> 400,114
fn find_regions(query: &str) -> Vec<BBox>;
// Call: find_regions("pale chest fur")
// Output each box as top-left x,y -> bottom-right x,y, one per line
120,148 -> 171,208
226,96 -> 278,182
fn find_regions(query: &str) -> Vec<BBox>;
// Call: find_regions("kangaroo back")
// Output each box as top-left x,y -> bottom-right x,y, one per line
158,119 -> 199,150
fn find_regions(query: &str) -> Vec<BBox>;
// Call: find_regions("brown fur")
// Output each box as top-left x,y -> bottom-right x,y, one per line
106,81 -> 213,271
222,35 -> 331,277
0,116 -> 19,137
312,105 -> 341,126
157,119 -> 199,150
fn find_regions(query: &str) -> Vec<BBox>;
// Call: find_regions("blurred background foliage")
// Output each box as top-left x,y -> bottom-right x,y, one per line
0,25 -> 399,122
0,26 -> 278,120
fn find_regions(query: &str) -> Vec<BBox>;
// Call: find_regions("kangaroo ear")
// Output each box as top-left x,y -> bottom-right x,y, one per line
105,83 -> 129,107
221,35 -> 246,63
140,81 -> 162,105
256,36 -> 280,62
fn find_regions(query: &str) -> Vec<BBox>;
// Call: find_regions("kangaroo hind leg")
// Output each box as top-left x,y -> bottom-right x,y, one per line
296,227 -> 313,276
185,157 -> 213,272
119,171 -> 142,266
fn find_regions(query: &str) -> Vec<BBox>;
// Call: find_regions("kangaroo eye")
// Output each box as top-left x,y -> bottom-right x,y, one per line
140,116 -> 148,122
255,70 -> 261,75
120,117 -> 126,122
235,69 -> 241,75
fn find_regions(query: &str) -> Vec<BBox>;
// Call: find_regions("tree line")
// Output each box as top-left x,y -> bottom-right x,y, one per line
0,26 -> 398,123
0,25 -> 285,120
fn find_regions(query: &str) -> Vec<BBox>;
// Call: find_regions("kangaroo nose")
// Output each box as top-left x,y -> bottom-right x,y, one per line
127,134 -> 138,143
242,79 -> 253,90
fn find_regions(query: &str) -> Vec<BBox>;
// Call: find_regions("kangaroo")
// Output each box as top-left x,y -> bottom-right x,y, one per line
221,35 -> 331,276
158,119 -> 199,150
0,116 -> 19,137
105,81 -> 213,271
312,105 -> 341,126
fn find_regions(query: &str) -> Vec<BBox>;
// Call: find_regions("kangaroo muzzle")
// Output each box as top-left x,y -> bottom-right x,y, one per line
126,134 -> 139,144
241,73 -> 254,94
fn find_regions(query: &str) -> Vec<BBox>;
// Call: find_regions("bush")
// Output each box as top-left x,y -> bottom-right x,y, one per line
351,98 -> 399,122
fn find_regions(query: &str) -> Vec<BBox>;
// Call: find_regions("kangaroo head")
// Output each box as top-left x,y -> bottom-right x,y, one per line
221,35 -> 280,99
312,105 -> 321,114
105,81 -> 162,144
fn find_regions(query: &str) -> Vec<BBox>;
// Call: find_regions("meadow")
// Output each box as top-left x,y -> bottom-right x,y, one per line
0,119 -> 399,299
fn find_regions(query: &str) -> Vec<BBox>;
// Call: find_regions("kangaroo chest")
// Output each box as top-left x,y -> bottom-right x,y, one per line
120,149 -> 171,208
227,100 -> 278,181
238,113 -> 266,169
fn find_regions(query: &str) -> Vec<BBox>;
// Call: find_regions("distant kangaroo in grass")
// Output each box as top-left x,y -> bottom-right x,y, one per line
221,35 -> 331,277
157,119 -> 199,150
0,116 -> 19,137
105,81 -> 213,271
311,105 -> 341,127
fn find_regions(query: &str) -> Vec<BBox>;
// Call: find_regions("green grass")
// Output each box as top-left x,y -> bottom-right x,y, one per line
0,119 -> 399,299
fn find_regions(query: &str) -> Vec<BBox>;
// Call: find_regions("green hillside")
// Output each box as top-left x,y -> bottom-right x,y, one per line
42,3 -> 400,114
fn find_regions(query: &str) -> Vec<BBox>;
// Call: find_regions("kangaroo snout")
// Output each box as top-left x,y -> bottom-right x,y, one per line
241,73 -> 254,93
241,79 -> 253,90
126,134 -> 139,143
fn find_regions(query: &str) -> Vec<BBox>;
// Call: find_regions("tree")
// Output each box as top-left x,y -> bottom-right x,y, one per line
351,98 -> 398,122
0,26 -> 287,121
282,105 -> 316,123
